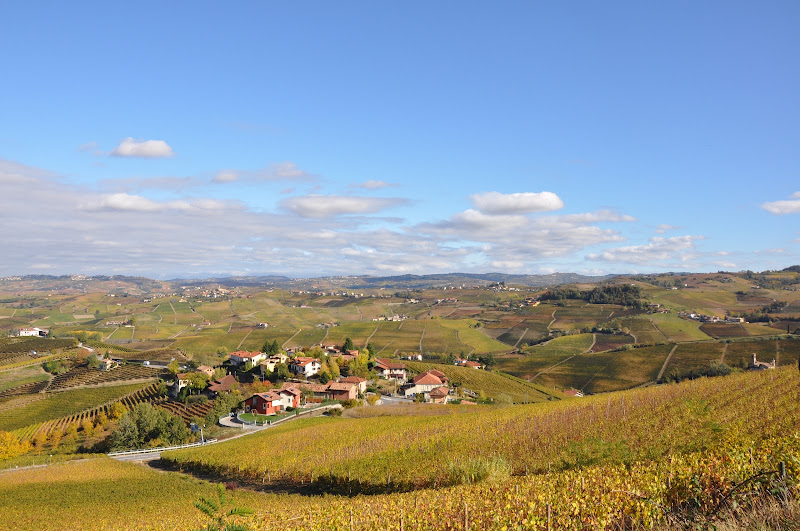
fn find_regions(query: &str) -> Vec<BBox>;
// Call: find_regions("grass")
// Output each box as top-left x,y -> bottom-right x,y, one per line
647,312 -> 712,341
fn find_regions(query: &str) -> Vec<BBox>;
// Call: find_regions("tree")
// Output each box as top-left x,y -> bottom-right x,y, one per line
268,363 -> 290,383
0,431 -> 31,460
261,339 -> 280,355
86,354 -> 101,369
167,360 -> 181,376
109,403 -> 189,450
109,402 -> 128,420
342,337 -> 354,351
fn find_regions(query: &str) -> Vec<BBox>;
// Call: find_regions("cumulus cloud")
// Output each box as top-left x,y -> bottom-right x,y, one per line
470,191 -> 564,214
110,137 -> 175,158
655,224 -> 680,233
587,235 -> 704,264
761,192 -> 800,215
213,170 -> 239,183
213,162 -> 316,184
79,193 -> 238,213
281,195 -> 408,218
355,179 -> 395,190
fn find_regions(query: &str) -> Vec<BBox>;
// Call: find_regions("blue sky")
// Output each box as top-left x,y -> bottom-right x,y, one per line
1,1 -> 799,278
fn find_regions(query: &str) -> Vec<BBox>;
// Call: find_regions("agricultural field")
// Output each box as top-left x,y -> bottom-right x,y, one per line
0,382 -> 152,432
0,364 -> 49,393
158,369 -> 799,511
497,333 -> 596,381
645,312 -> 711,342
404,361 -> 556,403
662,342 -> 727,378
437,319 -> 510,354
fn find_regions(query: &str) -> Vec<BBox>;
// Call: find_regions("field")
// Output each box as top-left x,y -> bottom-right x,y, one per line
496,334 -> 596,381
0,382 -> 151,432
0,368 -> 798,529
404,361 -> 556,403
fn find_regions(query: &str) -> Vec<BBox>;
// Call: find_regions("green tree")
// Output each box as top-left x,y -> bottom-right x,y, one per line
86,353 -> 101,369
167,360 -> 181,376
342,337 -> 354,351
261,339 -> 280,355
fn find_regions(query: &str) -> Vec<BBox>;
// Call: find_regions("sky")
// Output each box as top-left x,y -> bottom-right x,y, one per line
1,1 -> 799,279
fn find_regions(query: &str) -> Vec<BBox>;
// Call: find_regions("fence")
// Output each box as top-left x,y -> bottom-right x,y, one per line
236,403 -> 341,427
107,438 -> 218,457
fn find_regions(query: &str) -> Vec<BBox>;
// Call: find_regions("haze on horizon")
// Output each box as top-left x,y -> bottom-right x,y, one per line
1,2 -> 799,279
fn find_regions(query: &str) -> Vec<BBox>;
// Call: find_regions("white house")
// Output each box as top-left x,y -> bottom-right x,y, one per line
289,357 -> 322,377
19,328 -> 48,337
229,350 -> 267,366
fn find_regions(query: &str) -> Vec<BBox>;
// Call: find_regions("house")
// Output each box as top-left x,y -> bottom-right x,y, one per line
207,374 -> 237,396
247,391 -> 284,415
278,387 -> 302,409
339,376 -> 368,394
197,365 -> 215,378
229,350 -> 267,366
278,381 -> 358,402
373,359 -> 407,381
563,389 -> 584,398
429,386 -> 450,404
464,361 -> 484,370
289,357 -> 322,377
172,373 -> 192,397
259,353 -> 289,378
326,382 -> 358,401
99,358 -> 118,371
749,353 -> 776,371
426,369 -> 449,385
19,328 -> 48,337
400,371 -> 445,396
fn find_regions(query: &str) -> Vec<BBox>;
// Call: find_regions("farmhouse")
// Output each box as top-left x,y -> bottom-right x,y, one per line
207,374 -> 237,396
749,353 -> 776,371
400,370 -> 446,396
289,357 -> 322,377
339,376 -> 368,394
247,391 -> 284,415
373,359 -> 407,380
19,327 -> 48,337
229,350 -> 267,366
429,386 -> 450,404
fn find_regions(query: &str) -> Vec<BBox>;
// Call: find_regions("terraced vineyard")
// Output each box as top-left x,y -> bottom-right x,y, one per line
13,382 -> 163,440
155,399 -> 216,424
47,365 -> 163,391
0,382 -> 156,435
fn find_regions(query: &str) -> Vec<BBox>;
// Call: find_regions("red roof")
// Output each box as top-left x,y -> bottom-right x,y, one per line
375,359 -> 407,370
429,386 -> 449,397
208,374 -> 236,392
412,372 -> 443,385
428,369 -> 448,379
339,376 -> 366,384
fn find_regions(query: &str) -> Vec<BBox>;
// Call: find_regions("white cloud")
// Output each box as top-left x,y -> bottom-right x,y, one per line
110,137 -> 175,158
761,192 -> 800,215
470,191 -> 564,215
587,235 -> 704,264
655,224 -> 680,233
80,193 -> 238,213
213,170 -> 239,183
450,209 -> 529,231
213,162 -> 316,184
281,195 -> 407,218
355,179 -> 395,190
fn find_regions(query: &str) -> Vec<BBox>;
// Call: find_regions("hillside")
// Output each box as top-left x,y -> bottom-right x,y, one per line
2,367 -> 797,530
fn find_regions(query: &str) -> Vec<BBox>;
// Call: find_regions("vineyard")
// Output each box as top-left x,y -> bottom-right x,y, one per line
0,337 -> 78,354
1,369 -> 797,530
163,367 -> 800,499
155,399 -> 216,424
10,382 -> 163,441
46,365 -> 163,391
